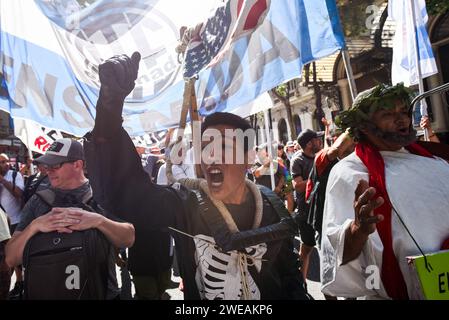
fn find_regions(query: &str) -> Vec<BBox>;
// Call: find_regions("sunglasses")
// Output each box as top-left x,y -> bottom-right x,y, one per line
43,161 -> 76,170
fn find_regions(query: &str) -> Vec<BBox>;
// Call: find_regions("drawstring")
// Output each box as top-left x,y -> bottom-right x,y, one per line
238,252 -> 257,300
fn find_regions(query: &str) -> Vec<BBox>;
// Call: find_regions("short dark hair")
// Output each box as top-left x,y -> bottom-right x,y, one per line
201,112 -> 254,152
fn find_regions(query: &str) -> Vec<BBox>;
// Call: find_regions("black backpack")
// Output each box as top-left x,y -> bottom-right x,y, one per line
305,159 -> 338,244
22,188 -> 111,300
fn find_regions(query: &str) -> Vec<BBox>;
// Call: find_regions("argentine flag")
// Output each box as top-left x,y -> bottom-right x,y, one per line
389,0 -> 438,87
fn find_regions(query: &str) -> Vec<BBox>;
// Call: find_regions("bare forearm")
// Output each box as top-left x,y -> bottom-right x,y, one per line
324,126 -> 331,147
97,217 -> 135,248
293,179 -> 307,193
1,180 -> 22,199
428,131 -> 440,143
342,222 -> 369,265
275,176 -> 285,192
326,131 -> 353,162
5,226 -> 38,267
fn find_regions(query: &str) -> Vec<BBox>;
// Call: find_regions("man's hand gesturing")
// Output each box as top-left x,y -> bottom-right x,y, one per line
352,179 -> 384,235
342,179 -> 385,264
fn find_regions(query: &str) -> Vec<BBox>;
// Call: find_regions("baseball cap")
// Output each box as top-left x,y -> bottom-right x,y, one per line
297,129 -> 324,149
286,141 -> 295,148
35,138 -> 85,166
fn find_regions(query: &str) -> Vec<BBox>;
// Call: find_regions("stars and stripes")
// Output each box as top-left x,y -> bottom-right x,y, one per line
183,0 -> 270,78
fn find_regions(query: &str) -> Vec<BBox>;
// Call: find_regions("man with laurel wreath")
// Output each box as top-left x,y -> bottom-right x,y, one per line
321,83 -> 449,300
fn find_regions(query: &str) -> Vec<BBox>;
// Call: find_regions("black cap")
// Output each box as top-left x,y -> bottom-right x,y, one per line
297,129 -> 324,149
35,138 -> 84,166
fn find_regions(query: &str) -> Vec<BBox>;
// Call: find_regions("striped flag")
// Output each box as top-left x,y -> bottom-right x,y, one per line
184,0 -> 270,78
389,0 -> 438,86
185,0 -> 346,116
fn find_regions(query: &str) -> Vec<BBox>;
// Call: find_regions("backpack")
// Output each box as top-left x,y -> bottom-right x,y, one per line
22,188 -> 111,300
305,158 -> 338,243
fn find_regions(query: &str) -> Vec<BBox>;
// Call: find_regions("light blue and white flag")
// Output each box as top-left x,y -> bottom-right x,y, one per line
186,0 -> 346,117
389,0 -> 438,86
1,0 -> 345,136
0,0 -> 218,137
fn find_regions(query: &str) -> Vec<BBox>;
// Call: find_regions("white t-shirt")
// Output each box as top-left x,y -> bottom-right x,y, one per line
0,170 -> 25,225
157,148 -> 196,185
321,149 -> 449,299
157,163 -> 196,185
0,208 -> 10,243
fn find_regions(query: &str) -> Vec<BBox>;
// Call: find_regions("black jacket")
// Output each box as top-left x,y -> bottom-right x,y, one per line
84,89 -> 310,299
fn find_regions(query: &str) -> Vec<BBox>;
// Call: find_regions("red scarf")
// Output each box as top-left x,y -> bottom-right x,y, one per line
355,142 -> 433,300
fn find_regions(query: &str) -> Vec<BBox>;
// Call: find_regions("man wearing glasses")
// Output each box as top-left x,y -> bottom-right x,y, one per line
5,138 -> 135,299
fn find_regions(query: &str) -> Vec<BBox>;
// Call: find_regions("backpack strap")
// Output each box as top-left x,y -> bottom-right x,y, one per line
35,189 -> 56,207
35,186 -> 95,211
24,174 -> 46,201
257,185 -> 290,220
81,187 -> 93,206
12,170 -> 17,191
189,184 -> 297,252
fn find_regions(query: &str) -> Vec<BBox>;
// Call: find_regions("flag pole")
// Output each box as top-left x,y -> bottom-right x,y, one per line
24,120 -> 35,175
263,109 -> 275,191
28,148 -> 35,175
188,78 -> 203,177
166,79 -> 194,183
410,0 -> 429,141
341,48 -> 358,100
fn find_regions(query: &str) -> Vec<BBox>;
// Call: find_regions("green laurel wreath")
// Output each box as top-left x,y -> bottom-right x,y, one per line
335,83 -> 414,137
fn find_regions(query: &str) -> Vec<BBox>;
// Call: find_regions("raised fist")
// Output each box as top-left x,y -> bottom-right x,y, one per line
98,52 -> 141,99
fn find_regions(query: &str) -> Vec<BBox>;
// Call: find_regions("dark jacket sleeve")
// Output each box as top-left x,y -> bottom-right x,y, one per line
83,90 -> 176,231
194,187 -> 299,253
211,217 -> 298,252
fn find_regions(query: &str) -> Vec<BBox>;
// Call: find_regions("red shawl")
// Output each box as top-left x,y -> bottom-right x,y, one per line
355,142 -> 433,300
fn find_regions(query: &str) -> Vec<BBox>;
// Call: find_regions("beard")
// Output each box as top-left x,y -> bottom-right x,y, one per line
364,122 -> 418,146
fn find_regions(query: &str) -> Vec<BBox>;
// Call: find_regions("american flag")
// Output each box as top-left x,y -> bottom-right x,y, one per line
183,0 -> 270,78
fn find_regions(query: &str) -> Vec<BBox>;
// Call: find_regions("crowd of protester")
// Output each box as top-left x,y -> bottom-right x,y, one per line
0,54 -> 448,301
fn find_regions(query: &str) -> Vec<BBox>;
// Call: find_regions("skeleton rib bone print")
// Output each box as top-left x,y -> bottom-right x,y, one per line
194,234 -> 267,300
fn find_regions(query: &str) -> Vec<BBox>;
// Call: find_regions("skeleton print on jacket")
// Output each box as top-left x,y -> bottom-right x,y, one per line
194,234 -> 267,300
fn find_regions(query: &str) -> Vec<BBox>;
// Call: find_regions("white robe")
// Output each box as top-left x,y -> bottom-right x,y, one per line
321,148 -> 449,299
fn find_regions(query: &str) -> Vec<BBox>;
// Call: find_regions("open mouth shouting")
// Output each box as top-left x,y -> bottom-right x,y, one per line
206,166 -> 224,189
